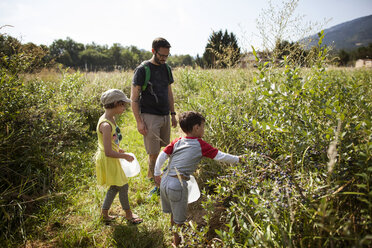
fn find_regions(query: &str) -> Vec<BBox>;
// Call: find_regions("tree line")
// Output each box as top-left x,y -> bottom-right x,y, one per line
0,29 -> 242,72
1,28 -> 371,73
337,43 -> 372,66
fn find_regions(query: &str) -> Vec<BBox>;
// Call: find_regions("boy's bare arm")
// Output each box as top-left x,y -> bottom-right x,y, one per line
154,151 -> 169,186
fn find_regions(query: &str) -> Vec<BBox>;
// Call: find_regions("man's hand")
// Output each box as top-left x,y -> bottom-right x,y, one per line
171,115 -> 177,128
154,175 -> 161,186
137,121 -> 147,136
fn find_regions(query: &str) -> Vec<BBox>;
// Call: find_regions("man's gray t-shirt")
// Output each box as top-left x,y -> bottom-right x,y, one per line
132,61 -> 174,115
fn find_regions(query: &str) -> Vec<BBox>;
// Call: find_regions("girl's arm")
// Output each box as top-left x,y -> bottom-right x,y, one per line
100,122 -> 134,161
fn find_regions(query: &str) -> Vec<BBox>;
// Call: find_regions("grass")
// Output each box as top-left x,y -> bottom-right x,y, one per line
23,110 -> 179,248
3,66 -> 371,247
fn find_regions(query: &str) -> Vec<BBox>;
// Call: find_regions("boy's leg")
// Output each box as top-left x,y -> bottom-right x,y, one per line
167,177 -> 188,246
171,214 -> 182,247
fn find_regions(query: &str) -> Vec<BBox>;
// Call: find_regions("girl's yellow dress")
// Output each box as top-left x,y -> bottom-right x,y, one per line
95,118 -> 128,187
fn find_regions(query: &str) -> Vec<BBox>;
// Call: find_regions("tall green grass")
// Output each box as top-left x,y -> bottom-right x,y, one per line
1,48 -> 371,247
170,45 -> 371,246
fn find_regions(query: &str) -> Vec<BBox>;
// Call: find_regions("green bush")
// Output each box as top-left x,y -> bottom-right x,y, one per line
0,62 -> 102,244
172,37 -> 371,247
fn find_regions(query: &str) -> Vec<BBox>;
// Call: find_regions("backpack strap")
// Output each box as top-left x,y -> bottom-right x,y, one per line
140,61 -> 173,91
165,63 -> 173,82
141,61 -> 151,91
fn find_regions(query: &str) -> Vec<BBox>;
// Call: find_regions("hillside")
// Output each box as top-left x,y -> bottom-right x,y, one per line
303,14 -> 372,51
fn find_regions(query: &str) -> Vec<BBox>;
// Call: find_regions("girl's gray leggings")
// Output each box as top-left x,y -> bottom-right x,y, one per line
102,184 -> 129,210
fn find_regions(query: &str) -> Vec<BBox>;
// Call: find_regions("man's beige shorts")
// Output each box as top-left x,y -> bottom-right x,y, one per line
141,113 -> 170,155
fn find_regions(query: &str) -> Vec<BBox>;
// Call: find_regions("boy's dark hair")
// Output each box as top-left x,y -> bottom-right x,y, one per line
152,37 -> 171,52
179,111 -> 205,133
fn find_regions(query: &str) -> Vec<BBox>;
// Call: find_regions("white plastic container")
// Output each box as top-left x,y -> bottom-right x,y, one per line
187,175 -> 200,203
120,153 -> 140,177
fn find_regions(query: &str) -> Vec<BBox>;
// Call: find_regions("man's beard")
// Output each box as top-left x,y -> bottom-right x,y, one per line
154,55 -> 164,64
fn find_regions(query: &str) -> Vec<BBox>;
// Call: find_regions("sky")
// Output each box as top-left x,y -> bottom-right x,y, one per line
1,0 -> 371,57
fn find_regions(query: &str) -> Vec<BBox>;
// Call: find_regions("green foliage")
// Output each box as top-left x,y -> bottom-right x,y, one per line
2,34 -> 198,72
0,43 -> 103,244
0,34 -> 51,74
334,43 -> 372,66
202,29 -> 241,68
167,54 -> 194,67
49,37 -> 85,68
1,31 -> 371,247
172,33 -> 371,247
49,37 -> 194,71
274,40 -> 309,66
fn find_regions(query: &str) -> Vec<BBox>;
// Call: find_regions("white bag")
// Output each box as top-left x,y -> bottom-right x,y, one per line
187,175 -> 201,203
120,153 -> 140,177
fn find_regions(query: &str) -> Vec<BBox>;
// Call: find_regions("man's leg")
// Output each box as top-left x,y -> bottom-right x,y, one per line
142,114 -> 169,196
148,153 -> 161,197
148,153 -> 159,179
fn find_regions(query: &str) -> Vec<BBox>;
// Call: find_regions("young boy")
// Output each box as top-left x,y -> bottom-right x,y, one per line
154,111 -> 242,247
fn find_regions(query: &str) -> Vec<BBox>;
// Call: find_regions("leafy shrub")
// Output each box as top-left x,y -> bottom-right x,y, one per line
0,60 -> 102,244
173,34 -> 371,247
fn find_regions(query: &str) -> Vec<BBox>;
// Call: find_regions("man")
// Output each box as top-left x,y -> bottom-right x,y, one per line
131,37 -> 177,197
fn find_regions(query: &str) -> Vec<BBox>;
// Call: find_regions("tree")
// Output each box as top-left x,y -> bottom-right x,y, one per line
274,40 -> 308,66
337,49 -> 350,66
121,49 -> 137,70
195,54 -> 204,68
256,0 -> 326,51
109,43 -> 123,68
167,54 -> 194,67
350,43 -> 372,60
79,48 -> 109,71
0,34 -> 50,73
202,30 -> 241,68
49,37 -> 84,67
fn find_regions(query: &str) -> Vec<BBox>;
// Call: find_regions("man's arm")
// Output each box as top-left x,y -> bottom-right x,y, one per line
131,84 -> 147,135
168,84 -> 177,128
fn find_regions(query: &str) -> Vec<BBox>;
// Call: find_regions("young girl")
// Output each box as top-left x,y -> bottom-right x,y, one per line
95,89 -> 143,224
